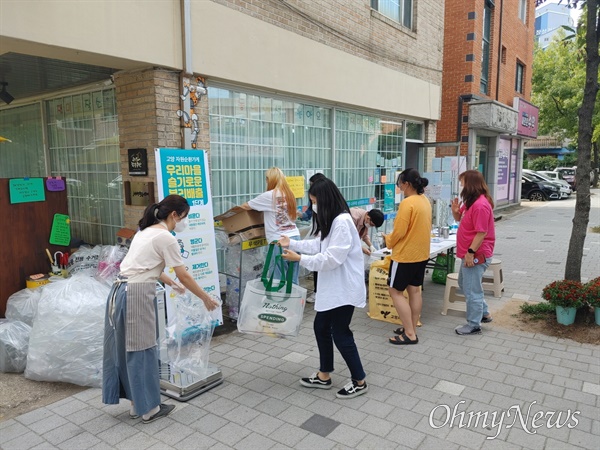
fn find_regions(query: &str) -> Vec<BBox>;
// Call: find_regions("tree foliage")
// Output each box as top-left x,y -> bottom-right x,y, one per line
528,156 -> 560,171
532,31 -> 599,145
535,0 -> 599,282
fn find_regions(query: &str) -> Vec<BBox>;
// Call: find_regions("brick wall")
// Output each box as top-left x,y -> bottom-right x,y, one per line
438,0 -> 535,153
209,0 -> 444,87
114,68 -> 182,229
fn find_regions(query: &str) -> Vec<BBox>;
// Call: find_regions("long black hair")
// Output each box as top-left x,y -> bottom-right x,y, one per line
397,168 -> 429,195
305,172 -> 328,219
139,195 -> 190,230
309,178 -> 350,240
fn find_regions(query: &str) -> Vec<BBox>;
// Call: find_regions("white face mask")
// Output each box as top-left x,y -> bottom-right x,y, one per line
311,203 -> 318,215
174,217 -> 189,233
364,221 -> 371,228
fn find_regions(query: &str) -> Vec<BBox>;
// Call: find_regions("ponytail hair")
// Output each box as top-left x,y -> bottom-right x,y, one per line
397,168 -> 429,195
139,195 -> 190,230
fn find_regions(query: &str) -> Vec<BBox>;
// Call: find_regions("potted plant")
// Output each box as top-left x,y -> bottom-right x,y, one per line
541,280 -> 585,325
584,277 -> 600,326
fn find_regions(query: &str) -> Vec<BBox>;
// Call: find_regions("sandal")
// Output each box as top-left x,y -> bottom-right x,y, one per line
392,327 -> 405,335
389,332 -> 418,345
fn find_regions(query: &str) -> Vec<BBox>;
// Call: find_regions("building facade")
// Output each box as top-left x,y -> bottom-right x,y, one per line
0,0 -> 444,245
535,1 -> 574,49
437,0 -> 538,207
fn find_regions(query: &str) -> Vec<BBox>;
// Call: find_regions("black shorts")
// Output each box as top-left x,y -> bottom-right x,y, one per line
388,260 -> 428,291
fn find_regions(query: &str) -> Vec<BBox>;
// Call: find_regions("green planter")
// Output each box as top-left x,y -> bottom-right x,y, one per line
595,307 -> 600,326
556,306 -> 576,325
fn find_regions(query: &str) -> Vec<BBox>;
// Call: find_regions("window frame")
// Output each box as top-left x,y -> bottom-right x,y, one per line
515,61 -> 525,94
518,0 -> 527,23
480,1 -> 493,94
371,0 -> 414,30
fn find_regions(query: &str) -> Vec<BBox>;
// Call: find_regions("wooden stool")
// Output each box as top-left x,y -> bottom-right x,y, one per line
483,259 -> 504,298
441,273 -> 466,315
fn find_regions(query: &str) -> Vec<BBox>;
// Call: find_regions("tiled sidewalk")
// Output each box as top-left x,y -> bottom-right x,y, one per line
1,192 -> 599,449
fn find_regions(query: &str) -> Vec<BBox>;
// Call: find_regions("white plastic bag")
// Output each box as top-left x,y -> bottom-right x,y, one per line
0,320 -> 32,373
95,245 -> 128,285
164,292 -> 220,377
25,274 -> 110,387
67,245 -> 103,276
5,288 -> 43,326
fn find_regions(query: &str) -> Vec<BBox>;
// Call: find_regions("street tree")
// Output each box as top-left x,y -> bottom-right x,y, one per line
535,0 -> 599,282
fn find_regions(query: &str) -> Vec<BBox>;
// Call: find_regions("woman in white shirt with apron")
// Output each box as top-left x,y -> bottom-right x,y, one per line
280,178 -> 368,399
102,195 -> 219,423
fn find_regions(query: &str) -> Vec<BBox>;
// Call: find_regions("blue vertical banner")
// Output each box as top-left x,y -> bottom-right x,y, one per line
384,183 -> 396,213
155,148 -> 222,325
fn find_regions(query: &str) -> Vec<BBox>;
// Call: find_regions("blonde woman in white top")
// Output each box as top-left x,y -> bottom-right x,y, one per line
241,167 -> 300,283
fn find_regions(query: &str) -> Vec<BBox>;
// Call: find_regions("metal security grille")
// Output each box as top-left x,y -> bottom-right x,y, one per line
208,86 -> 331,215
46,88 -> 123,245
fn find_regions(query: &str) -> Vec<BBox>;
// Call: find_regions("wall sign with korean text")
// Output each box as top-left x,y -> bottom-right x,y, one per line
128,148 -> 148,176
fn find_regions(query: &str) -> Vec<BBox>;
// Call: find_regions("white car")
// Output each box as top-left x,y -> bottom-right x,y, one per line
537,171 -> 573,195
523,169 -> 570,199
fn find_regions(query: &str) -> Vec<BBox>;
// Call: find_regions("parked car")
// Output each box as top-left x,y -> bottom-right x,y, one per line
524,169 -> 571,198
554,167 -> 577,191
521,173 -> 561,201
538,170 -> 572,193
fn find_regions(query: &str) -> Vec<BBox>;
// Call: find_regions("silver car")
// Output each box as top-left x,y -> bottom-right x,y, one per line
538,170 -> 573,194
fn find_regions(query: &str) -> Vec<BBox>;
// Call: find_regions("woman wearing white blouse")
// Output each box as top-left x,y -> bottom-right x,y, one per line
280,178 -> 368,399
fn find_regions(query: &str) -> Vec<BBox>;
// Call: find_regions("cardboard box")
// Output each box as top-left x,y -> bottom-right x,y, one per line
214,207 -> 264,233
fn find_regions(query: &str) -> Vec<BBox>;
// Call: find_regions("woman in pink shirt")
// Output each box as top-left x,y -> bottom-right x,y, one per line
450,170 -> 496,335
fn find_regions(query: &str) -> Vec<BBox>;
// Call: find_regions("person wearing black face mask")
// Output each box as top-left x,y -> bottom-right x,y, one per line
102,195 -> 219,424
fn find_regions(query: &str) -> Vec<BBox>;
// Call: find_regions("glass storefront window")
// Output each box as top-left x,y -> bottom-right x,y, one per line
208,86 -> 418,235
209,87 -> 331,215
0,104 -> 45,178
46,88 -> 122,245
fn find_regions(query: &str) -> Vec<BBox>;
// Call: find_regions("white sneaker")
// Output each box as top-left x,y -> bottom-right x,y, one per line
306,293 -> 315,303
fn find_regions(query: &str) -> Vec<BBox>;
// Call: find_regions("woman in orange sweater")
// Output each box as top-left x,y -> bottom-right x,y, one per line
382,168 -> 431,345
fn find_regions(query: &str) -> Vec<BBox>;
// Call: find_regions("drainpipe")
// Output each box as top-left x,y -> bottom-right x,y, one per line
495,0 -> 503,101
181,0 -> 193,148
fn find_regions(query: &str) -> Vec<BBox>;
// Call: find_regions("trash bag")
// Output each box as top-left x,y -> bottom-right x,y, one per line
67,245 -> 103,276
5,288 -> 43,326
95,245 -> 128,285
25,274 -> 110,387
164,292 -> 220,377
0,320 -> 32,373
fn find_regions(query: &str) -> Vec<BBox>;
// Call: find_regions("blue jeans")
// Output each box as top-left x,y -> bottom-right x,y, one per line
270,236 -> 300,285
314,305 -> 366,381
458,259 -> 490,329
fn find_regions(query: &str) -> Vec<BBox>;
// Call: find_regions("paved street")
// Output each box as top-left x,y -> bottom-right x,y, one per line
1,191 -> 599,450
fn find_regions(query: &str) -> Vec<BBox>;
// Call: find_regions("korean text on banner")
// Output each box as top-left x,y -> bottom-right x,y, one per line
155,148 -> 222,325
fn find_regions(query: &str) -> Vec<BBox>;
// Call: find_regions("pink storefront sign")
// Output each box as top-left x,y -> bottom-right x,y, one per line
514,97 -> 539,138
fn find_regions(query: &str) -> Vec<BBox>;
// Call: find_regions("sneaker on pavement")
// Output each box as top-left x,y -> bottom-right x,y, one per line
142,404 -> 176,424
481,315 -> 493,323
455,324 -> 482,335
300,372 -> 332,389
306,293 -> 315,303
336,380 -> 368,399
